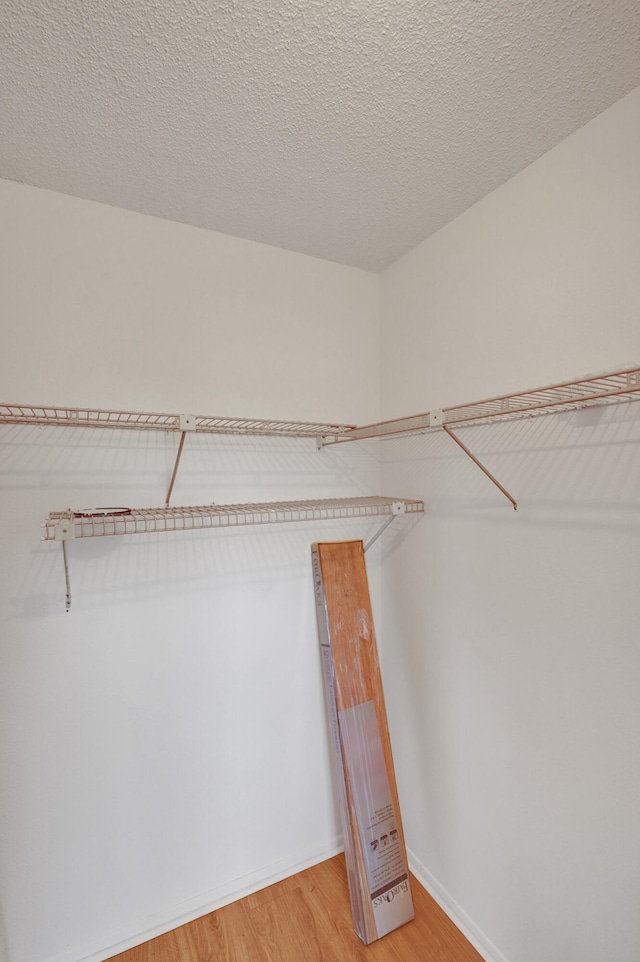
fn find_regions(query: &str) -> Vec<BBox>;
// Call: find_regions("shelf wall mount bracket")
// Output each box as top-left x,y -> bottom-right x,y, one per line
364,501 -> 407,552
51,513 -> 75,611
442,424 -> 517,511
165,415 -> 197,505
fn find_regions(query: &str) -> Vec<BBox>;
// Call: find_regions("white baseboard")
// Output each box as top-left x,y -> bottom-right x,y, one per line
44,840 -> 508,962
407,849 -> 510,962
45,837 -> 344,962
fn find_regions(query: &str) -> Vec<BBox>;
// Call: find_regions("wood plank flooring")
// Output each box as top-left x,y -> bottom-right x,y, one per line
107,854 -> 485,962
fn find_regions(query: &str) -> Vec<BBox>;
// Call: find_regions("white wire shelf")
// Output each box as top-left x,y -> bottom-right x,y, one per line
7,367 -> 640,446
43,497 -> 425,541
13,366 -> 640,526
323,367 -> 640,443
0,403 -> 354,438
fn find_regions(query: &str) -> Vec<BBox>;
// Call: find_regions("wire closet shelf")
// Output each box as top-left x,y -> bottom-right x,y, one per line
4,367 -> 640,444
0,404 -> 355,438
321,367 -> 640,443
43,497 -> 425,542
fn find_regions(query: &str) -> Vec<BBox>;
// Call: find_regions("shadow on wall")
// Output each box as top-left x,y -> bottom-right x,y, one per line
0,422 -> 382,498
381,399 -> 640,531
13,520 -> 399,616
0,425 -> 395,614
379,399 -> 640,962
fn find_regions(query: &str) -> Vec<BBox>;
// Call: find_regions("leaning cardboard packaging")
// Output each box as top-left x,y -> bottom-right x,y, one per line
312,539 -> 414,943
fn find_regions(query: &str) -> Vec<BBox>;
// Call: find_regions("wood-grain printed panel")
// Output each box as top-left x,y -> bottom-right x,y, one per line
315,539 -> 414,942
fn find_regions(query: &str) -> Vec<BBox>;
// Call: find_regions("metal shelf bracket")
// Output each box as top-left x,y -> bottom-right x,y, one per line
364,501 -> 407,552
62,542 -> 72,612
53,517 -> 75,541
165,416 -> 197,505
442,425 -> 517,510
49,513 -> 75,611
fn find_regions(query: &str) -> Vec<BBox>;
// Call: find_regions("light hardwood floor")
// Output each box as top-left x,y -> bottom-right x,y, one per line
108,854 -> 485,961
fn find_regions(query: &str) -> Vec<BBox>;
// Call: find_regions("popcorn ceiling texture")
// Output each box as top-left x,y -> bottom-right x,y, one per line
1,0 -> 640,271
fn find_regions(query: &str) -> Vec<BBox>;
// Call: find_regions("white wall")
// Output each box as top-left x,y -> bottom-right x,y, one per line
4,81 -> 640,962
0,181 -> 382,962
380,86 -> 640,962
0,182 -> 378,424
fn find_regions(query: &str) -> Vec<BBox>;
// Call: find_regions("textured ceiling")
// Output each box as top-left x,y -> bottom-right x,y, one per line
2,1 -> 640,271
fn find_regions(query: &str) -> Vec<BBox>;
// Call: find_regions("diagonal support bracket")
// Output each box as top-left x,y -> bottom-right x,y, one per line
62,541 -> 72,612
165,415 -> 196,505
442,424 -> 517,511
364,501 -> 406,552
50,513 -> 75,611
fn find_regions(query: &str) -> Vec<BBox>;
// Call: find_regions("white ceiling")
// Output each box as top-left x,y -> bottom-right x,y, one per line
2,1 -> 640,272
